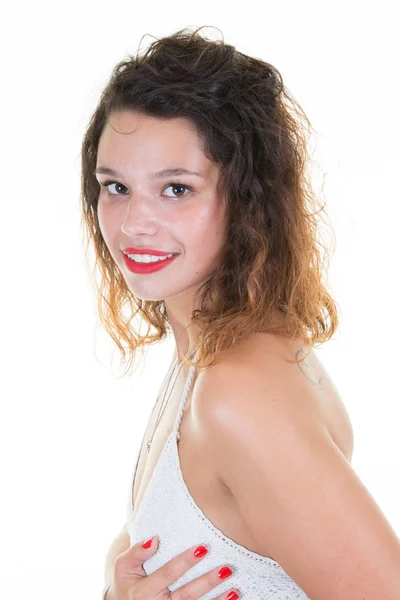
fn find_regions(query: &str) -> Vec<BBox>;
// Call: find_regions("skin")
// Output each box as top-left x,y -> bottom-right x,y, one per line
95,110 -> 228,361
197,344 -> 400,598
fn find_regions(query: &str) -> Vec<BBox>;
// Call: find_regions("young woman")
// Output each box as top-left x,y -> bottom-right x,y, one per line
80,27 -> 400,600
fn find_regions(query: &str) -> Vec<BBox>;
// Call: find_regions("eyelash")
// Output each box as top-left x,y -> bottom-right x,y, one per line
99,179 -> 193,198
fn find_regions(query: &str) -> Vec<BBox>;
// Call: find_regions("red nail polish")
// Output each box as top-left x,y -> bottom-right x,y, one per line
193,545 -> 208,558
141,537 -> 154,549
227,591 -> 239,600
218,566 -> 232,579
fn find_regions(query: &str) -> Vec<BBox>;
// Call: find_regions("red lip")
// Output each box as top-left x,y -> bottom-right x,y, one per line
123,252 -> 178,274
123,247 -> 178,256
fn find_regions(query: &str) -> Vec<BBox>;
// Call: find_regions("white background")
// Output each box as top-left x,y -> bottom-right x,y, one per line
0,1 -> 399,598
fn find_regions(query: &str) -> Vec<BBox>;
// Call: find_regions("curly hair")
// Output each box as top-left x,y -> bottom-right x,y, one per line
80,25 -> 339,375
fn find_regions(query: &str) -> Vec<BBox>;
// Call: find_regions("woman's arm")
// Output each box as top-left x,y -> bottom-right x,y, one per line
197,357 -> 400,599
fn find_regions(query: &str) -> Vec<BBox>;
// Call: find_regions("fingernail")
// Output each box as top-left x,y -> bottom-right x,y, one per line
227,591 -> 239,600
193,545 -> 208,558
142,536 -> 154,549
218,566 -> 233,579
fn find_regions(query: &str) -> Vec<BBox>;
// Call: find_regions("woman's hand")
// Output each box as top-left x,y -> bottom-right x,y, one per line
106,535 -> 239,599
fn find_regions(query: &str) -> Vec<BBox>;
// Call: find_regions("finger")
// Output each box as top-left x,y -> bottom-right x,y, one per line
214,587 -> 240,600
114,535 -> 159,577
135,543 -> 211,597
173,562 -> 236,600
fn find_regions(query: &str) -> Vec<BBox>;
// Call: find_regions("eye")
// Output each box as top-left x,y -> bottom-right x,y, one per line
99,180 -> 128,195
163,182 -> 193,198
98,179 -> 193,198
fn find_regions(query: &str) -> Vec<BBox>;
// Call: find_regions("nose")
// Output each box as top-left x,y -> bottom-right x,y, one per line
121,194 -> 159,236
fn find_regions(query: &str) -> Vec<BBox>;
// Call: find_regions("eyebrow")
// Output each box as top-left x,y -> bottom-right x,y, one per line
94,166 -> 204,179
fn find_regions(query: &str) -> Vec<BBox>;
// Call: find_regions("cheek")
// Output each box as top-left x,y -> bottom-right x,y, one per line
195,202 -> 225,236
209,206 -> 227,244
97,201 -> 115,241
96,199 -> 105,227
195,212 -> 227,264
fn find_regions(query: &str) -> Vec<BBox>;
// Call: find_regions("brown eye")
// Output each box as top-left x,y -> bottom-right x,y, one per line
163,182 -> 192,198
100,180 -> 128,195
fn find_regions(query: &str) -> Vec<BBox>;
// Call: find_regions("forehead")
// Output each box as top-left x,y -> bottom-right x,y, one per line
97,110 -> 207,167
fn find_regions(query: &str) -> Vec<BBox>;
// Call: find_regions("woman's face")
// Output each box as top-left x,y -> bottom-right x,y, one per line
95,110 -> 227,305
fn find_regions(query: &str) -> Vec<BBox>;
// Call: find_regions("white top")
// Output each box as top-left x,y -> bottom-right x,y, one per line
126,350 -> 310,599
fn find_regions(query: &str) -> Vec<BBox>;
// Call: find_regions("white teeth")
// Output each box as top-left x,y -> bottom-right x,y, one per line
127,253 -> 174,263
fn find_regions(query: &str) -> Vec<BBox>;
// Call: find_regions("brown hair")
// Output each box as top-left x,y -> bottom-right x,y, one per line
80,26 -> 339,375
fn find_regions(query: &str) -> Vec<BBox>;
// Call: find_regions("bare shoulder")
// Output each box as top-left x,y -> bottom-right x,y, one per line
194,334 -> 400,598
196,332 -> 354,462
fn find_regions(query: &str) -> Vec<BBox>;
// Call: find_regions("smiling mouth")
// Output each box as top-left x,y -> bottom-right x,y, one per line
125,253 -> 175,263
122,252 -> 179,272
